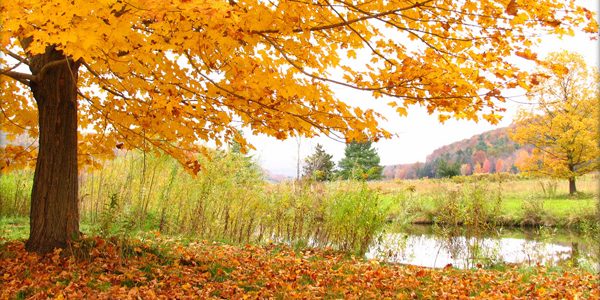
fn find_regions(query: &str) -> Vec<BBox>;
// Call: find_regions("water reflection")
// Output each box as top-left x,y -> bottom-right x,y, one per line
366,226 -> 598,271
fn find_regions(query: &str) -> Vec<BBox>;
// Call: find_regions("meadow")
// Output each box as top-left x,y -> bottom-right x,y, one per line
1,151 -> 598,251
373,174 -> 598,228
2,151 -> 389,254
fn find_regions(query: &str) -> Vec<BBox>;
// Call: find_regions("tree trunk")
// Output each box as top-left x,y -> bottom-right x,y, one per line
568,177 -> 577,195
25,46 -> 80,253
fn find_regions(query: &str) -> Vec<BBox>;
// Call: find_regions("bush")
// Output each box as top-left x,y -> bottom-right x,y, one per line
450,173 -> 515,183
521,196 -> 545,226
432,186 -> 465,226
322,182 -> 389,253
431,182 -> 502,230
261,181 -> 390,254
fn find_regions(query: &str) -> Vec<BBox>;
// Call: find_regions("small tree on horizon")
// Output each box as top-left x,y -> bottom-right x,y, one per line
303,144 -> 335,181
460,164 -> 472,176
495,159 -> 505,173
338,142 -> 383,181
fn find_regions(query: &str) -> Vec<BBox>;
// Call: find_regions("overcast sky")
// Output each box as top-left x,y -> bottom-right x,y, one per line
248,1 -> 600,177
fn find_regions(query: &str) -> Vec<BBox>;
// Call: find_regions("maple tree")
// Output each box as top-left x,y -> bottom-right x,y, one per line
482,159 -> 492,173
471,150 -> 487,171
0,1 -> 597,252
511,52 -> 599,195
460,164 -> 472,176
495,158 -> 505,173
513,149 -> 531,171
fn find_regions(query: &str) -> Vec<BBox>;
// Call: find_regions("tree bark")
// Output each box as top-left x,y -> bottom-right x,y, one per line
568,177 -> 577,195
25,46 -> 80,254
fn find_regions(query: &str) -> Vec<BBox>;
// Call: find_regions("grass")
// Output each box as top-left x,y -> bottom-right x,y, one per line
371,173 -> 598,197
373,174 -> 598,228
0,216 -> 102,241
502,197 -> 595,216
0,216 -> 28,240
2,151 -> 396,254
382,194 -> 598,226
0,152 -> 598,259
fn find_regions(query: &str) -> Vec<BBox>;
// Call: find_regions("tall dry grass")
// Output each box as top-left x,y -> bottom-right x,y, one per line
1,150 -> 390,254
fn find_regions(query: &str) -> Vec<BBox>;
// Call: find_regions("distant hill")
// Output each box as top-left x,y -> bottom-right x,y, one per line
383,126 -> 533,179
262,168 -> 293,183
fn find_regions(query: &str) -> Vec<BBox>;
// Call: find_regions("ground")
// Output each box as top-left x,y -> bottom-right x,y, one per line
1,237 -> 598,299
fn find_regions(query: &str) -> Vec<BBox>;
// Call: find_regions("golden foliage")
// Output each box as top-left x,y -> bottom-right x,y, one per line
1,0 -> 598,169
511,51 -> 600,180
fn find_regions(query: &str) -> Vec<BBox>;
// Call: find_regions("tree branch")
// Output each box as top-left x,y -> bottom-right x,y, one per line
0,70 -> 35,85
0,61 -> 23,73
250,0 -> 434,34
324,0 -> 395,66
259,33 -> 479,101
3,50 -> 30,65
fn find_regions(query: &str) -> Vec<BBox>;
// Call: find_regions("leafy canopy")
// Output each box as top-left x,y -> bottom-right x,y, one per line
511,51 -> 600,181
1,0 -> 597,170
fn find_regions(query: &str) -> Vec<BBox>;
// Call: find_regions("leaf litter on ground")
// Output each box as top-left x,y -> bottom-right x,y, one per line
1,236 -> 598,299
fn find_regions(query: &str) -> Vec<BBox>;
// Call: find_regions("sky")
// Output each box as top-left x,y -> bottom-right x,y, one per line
248,1 -> 600,178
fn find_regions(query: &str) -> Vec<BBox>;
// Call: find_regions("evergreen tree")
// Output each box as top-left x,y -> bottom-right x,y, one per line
303,144 -> 335,181
475,135 -> 488,151
436,159 -> 460,178
338,142 -> 383,180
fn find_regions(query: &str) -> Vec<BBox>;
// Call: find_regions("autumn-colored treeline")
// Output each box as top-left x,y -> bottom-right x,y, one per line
384,126 -> 534,179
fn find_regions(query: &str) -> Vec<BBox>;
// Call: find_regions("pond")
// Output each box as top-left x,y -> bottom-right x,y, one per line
365,225 -> 599,271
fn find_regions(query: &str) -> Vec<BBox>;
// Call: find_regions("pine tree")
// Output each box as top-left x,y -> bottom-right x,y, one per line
436,159 -> 460,178
303,144 -> 335,181
338,142 -> 383,180
475,135 -> 489,151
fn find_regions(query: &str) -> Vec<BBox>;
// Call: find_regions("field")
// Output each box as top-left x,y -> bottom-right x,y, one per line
1,152 -> 598,245
372,174 -> 599,228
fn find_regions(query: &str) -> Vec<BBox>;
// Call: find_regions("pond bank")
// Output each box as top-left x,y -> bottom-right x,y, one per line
405,213 -> 599,229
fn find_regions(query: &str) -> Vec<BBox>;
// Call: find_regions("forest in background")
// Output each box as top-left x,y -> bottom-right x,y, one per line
383,126 -> 534,180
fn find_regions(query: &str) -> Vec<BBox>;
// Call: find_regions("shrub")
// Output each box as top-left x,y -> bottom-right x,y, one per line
538,179 -> 558,198
321,182 -> 389,253
431,182 -> 502,230
521,196 -> 545,226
